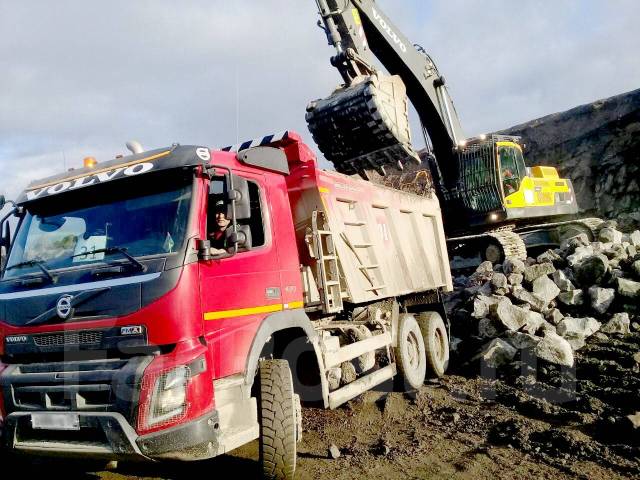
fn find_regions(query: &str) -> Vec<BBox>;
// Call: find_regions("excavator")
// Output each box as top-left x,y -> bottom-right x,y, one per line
306,0 -> 602,263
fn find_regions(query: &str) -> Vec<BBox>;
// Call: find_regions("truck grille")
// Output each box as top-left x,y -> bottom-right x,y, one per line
14,384 -> 113,410
33,331 -> 103,347
0,357 -> 152,421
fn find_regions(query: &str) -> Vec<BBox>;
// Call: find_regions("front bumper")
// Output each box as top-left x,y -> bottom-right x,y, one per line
2,409 -> 221,461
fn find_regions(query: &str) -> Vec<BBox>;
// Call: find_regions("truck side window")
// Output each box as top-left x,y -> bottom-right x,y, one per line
207,178 -> 266,251
244,181 -> 265,248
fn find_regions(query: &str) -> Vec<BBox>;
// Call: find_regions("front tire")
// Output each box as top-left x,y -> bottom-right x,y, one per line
258,359 -> 297,480
394,314 -> 427,390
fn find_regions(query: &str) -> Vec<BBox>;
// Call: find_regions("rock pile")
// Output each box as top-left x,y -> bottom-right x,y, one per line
448,222 -> 640,369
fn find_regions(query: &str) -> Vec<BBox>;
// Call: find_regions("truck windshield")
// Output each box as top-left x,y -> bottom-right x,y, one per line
3,174 -> 192,280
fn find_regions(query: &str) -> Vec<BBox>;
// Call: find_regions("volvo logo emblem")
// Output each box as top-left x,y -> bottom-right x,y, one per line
56,295 -> 75,319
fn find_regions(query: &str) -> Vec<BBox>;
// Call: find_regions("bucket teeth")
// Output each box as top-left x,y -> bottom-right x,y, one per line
306,74 -> 419,176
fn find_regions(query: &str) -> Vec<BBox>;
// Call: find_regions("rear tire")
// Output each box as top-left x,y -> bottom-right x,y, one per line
394,314 -> 427,390
417,312 -> 450,378
258,359 -> 297,480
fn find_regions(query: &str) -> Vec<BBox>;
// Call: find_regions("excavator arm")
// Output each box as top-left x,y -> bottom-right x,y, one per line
309,0 -> 464,182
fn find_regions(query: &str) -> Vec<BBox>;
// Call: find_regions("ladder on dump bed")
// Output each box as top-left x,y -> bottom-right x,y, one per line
311,211 -> 348,314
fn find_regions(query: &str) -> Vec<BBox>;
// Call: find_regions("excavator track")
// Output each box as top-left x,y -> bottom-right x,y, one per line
447,226 -> 527,270
487,229 -> 528,261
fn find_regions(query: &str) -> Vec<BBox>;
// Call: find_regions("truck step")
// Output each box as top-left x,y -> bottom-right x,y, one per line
352,243 -> 374,248
359,264 -> 379,270
328,365 -> 396,409
324,331 -> 392,369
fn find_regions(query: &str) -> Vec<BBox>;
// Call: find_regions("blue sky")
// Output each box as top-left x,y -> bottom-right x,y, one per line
1,0 -> 639,200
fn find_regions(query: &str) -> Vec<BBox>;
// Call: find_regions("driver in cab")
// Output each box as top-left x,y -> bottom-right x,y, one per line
209,200 -> 230,256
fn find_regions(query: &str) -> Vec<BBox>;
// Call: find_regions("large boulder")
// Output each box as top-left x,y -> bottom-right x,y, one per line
492,299 -> 544,334
563,333 -> 587,351
558,289 -> 585,306
491,273 -> 509,295
534,332 -> 575,367
472,295 -> 503,319
477,339 -> 518,368
466,262 -> 494,287
524,263 -> 557,283
599,227 -> 624,244
557,317 -> 602,339
601,313 -> 631,334
533,276 -> 561,305
503,257 -> 526,276
546,308 -> 565,326
574,255 -> 609,287
511,286 -> 548,312
537,249 -> 562,265
567,245 -> 595,267
634,260 -> 640,278
630,230 -> 640,248
560,233 -> 590,253
508,273 -> 524,286
589,287 -> 616,315
505,331 -> 542,350
617,278 -> 640,298
552,270 -> 575,292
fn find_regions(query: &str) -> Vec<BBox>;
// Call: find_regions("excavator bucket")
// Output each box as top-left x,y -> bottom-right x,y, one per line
306,73 -> 420,176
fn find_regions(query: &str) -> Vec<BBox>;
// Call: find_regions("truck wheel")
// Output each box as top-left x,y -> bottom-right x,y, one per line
394,314 -> 427,390
258,359 -> 297,480
418,312 -> 450,378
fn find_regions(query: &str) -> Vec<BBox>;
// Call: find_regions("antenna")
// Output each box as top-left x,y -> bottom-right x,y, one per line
235,66 -> 240,145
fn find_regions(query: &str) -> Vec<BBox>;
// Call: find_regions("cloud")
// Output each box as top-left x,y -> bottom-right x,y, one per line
0,0 -> 638,199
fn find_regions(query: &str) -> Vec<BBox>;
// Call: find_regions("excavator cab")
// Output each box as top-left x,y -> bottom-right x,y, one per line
497,142 -> 527,197
448,135 -> 579,229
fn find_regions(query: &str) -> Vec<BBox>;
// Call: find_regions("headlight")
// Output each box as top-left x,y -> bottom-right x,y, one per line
147,365 -> 190,427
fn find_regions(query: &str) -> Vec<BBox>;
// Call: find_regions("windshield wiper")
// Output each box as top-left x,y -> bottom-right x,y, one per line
71,247 -> 146,272
6,258 -> 57,284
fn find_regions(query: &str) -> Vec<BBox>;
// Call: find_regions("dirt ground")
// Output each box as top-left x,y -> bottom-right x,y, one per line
7,338 -> 639,480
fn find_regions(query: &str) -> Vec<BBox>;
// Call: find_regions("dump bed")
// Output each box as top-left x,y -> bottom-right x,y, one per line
285,142 -> 452,311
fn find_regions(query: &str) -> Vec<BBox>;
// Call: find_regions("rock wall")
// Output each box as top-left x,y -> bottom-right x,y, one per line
499,88 -> 640,218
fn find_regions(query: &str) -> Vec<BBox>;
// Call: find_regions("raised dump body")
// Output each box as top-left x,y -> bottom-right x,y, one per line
286,145 -> 452,314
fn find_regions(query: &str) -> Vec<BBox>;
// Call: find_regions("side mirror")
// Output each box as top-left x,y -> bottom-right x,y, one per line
226,174 -> 251,221
0,223 -> 9,272
196,239 -> 212,261
0,196 -> 5,210
226,225 -> 252,251
1,222 -> 9,248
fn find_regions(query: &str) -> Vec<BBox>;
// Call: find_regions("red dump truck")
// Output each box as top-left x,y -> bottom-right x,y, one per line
0,131 -> 452,478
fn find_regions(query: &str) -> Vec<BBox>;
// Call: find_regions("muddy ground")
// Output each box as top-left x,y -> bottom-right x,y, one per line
6,332 -> 639,479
